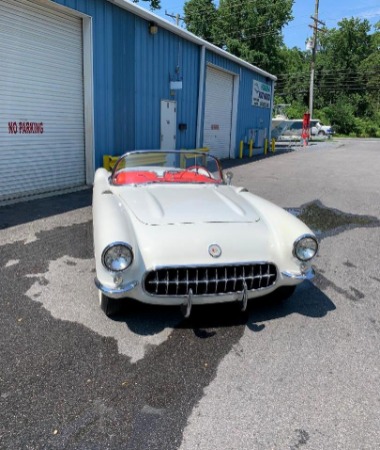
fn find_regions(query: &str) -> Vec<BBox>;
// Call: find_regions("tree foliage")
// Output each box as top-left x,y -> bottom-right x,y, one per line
276,19 -> 380,136
182,0 -> 379,136
184,0 -> 294,73
183,0 -> 379,136
184,0 -> 217,43
132,0 -> 161,10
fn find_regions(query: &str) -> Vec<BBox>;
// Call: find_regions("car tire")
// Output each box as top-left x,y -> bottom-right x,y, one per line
99,290 -> 119,317
273,285 -> 297,302
318,130 -> 326,136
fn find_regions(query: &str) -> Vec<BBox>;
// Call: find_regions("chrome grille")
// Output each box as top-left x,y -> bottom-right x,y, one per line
144,263 -> 277,296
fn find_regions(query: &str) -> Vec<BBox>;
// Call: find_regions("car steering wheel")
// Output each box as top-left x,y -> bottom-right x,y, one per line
185,165 -> 214,178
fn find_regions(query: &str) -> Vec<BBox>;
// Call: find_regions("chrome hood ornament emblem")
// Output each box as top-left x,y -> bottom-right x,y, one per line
208,244 -> 222,258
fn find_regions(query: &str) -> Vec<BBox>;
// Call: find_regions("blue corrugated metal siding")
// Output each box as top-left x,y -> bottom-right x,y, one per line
206,51 -> 240,75
53,0 -> 200,166
53,0 -> 135,167
112,10 -> 136,155
134,16 -> 199,150
51,0 -> 273,165
237,67 -> 273,153
205,50 -> 273,157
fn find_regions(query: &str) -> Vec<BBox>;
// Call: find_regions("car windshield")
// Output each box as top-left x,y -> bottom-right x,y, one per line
110,150 -> 224,186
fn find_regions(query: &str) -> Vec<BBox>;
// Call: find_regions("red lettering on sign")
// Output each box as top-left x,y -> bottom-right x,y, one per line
15,122 -> 44,134
8,122 -> 18,134
211,124 -> 220,130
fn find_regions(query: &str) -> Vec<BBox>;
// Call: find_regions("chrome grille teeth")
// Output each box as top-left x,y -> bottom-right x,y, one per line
145,263 -> 277,296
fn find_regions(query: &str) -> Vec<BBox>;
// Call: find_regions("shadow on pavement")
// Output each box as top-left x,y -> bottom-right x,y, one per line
0,188 -> 92,230
110,281 -> 335,337
221,146 -> 296,170
0,145 -> 298,230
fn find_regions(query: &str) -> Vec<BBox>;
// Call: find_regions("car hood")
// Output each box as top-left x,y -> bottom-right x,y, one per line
116,184 -> 261,226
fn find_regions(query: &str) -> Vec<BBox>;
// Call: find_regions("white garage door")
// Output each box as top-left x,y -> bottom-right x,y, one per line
203,66 -> 234,159
0,0 -> 85,202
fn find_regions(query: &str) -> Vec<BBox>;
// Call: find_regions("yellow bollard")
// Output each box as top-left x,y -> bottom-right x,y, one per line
264,139 -> 268,155
271,138 -> 276,153
239,141 -> 244,159
249,139 -> 253,157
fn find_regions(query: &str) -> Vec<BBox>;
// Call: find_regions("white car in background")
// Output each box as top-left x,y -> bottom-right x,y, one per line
93,150 -> 319,318
311,120 -> 334,137
277,119 -> 333,140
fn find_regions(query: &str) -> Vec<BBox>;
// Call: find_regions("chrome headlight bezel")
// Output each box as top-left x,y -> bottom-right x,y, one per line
293,235 -> 319,262
102,242 -> 133,272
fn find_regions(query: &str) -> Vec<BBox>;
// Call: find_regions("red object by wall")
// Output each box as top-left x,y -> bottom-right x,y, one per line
302,113 -> 310,140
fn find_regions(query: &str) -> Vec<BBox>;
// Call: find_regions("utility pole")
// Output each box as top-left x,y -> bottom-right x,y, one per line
165,10 -> 184,26
308,0 -> 325,119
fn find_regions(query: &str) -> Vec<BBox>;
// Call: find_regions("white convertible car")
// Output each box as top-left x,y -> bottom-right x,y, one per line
93,150 -> 318,317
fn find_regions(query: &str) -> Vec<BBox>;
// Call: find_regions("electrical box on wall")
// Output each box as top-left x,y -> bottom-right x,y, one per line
170,81 -> 182,90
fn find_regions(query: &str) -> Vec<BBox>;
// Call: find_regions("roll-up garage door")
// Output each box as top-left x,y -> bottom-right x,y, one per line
203,66 -> 234,159
0,0 -> 85,202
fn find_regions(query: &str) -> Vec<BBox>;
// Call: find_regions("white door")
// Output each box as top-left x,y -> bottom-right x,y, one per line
160,100 -> 177,150
0,0 -> 85,203
203,66 -> 234,159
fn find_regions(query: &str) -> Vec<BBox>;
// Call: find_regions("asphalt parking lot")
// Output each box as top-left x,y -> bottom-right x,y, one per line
1,138 -> 380,450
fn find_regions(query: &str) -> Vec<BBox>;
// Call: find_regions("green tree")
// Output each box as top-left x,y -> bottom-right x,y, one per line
275,47 -> 310,106
184,0 -> 294,74
132,0 -> 160,10
359,21 -> 380,116
184,0 -> 217,43
276,17 -> 379,136
316,18 -> 373,104
315,18 -> 379,135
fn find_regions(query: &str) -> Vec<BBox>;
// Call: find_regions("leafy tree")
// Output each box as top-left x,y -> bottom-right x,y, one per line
132,0 -> 160,10
275,47 -> 310,105
275,17 -> 379,136
184,0 -> 217,43
184,0 -> 379,136
315,18 -> 379,135
184,0 -> 294,74
359,21 -> 380,115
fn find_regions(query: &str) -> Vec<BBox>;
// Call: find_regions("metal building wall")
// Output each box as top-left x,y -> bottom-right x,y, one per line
205,50 -> 274,157
237,67 -> 274,150
52,0 -> 136,169
133,16 -> 200,151
53,0 -> 200,168
52,0 -> 273,166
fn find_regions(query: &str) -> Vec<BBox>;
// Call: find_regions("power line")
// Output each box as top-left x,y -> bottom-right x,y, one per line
277,67 -> 380,76
180,0 -> 295,36
182,0 -> 294,17
160,0 -> 379,46
164,10 -> 184,26
275,86 -> 379,96
178,0 -> 380,26
276,72 -> 380,81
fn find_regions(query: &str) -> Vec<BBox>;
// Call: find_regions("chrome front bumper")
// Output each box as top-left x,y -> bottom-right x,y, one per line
281,267 -> 315,281
95,278 -> 138,299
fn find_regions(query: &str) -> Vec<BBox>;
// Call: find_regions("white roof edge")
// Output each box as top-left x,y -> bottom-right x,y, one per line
107,0 -> 277,81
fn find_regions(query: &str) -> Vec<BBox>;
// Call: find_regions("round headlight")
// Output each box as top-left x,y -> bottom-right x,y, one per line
294,235 -> 318,261
102,243 -> 133,272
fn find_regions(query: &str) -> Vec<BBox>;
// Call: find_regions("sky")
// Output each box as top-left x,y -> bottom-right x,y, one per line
137,0 -> 380,50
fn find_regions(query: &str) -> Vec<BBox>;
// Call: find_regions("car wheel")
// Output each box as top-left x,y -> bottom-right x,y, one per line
98,290 -> 119,317
273,285 -> 297,302
318,130 -> 326,136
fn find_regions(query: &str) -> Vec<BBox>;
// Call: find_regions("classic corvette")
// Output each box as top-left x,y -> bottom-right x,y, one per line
93,150 -> 318,317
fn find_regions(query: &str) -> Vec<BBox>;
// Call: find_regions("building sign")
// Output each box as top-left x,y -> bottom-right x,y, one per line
8,122 -> 44,134
252,81 -> 271,108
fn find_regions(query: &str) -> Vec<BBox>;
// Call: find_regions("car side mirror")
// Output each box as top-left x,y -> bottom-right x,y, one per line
225,171 -> 233,185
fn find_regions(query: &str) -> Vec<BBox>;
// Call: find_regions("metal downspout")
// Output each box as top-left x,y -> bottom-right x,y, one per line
196,45 -> 206,148
269,80 -> 275,142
